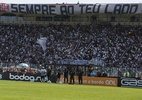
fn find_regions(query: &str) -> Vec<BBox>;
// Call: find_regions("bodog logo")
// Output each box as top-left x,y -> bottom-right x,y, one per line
9,73 -> 41,81
105,80 -> 117,85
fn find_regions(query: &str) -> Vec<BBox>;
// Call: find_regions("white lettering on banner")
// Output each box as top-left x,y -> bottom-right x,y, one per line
9,73 -> 41,81
105,80 -> 116,85
121,79 -> 142,87
0,74 -> 2,79
61,77 -> 117,86
0,3 -> 142,15
91,80 -> 104,84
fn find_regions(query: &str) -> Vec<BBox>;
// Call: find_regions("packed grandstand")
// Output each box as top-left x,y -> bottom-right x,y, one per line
0,23 -> 142,67
0,2 -> 142,78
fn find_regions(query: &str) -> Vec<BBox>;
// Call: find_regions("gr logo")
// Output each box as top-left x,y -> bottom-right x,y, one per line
0,74 -> 2,79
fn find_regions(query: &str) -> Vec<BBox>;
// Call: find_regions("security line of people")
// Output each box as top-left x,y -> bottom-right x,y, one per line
39,66 -> 108,84
39,66 -> 84,84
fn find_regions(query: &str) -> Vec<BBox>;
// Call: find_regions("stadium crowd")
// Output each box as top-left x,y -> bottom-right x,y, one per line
0,23 -> 142,69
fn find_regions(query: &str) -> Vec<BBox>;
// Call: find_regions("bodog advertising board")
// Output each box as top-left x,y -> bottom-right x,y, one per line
2,72 -> 41,82
61,76 -> 118,86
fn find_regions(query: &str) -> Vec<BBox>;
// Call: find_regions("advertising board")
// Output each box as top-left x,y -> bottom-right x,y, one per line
1,72 -> 118,86
121,78 -> 142,88
2,72 -> 41,82
61,76 -> 118,86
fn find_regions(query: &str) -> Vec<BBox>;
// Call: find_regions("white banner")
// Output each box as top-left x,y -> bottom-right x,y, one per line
0,3 -> 142,15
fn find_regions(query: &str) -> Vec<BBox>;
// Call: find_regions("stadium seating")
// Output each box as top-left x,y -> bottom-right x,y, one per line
0,23 -> 142,69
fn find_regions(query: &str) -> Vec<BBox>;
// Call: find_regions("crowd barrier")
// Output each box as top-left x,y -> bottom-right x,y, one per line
0,72 -> 141,88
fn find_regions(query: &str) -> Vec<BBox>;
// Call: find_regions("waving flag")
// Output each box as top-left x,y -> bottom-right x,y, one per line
36,37 -> 47,52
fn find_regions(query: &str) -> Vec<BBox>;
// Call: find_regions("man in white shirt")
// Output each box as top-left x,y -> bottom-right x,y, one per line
40,67 -> 47,82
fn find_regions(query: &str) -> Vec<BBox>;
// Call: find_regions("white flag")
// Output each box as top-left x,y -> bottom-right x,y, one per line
36,37 -> 47,52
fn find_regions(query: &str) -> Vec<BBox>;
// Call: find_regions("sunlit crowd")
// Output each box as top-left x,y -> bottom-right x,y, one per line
0,23 -> 142,68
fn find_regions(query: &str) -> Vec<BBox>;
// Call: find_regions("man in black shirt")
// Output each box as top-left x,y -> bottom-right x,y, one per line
69,68 -> 75,84
78,67 -> 83,84
56,69 -> 61,83
47,66 -> 52,81
63,67 -> 68,83
102,71 -> 108,77
96,70 -> 101,77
